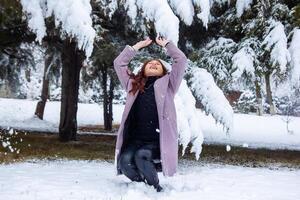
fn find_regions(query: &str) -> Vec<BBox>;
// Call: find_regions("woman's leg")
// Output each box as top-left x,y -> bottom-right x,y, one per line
118,144 -> 144,182
134,143 -> 161,187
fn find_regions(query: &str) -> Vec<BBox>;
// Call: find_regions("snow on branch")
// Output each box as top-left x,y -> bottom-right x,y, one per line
175,80 -> 204,160
262,20 -> 290,73
232,46 -> 255,79
288,28 -> 300,86
124,0 -> 138,24
20,0 -> 46,43
136,0 -> 180,45
193,0 -> 210,28
21,0 -> 96,58
169,0 -> 195,26
236,0 -> 253,17
188,67 -> 234,135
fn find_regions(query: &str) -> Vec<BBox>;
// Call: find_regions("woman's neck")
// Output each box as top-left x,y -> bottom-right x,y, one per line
147,75 -> 160,80
145,75 -> 159,86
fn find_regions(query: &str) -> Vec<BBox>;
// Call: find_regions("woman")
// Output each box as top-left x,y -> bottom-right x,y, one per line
113,36 -> 187,192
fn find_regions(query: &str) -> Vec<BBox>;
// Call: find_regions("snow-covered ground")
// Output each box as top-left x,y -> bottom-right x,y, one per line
0,98 -> 300,150
0,159 -> 299,200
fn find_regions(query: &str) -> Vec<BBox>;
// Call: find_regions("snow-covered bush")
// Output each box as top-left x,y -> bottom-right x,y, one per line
234,90 -> 257,114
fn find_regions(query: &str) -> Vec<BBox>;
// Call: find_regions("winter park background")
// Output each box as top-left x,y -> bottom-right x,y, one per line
0,0 -> 300,199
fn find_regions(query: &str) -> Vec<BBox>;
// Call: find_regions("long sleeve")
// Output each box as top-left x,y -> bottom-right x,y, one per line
165,41 -> 188,94
113,45 -> 138,90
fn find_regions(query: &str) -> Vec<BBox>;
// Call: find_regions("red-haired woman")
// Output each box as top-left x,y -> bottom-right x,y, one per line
113,36 -> 187,192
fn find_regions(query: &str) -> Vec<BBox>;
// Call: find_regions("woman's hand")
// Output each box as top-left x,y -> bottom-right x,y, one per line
155,34 -> 170,47
132,37 -> 153,51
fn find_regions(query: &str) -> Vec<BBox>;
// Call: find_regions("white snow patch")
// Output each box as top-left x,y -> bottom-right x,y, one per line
226,145 -> 231,152
0,160 -> 299,199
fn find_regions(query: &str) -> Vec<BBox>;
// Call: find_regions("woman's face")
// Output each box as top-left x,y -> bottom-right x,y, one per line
144,60 -> 164,77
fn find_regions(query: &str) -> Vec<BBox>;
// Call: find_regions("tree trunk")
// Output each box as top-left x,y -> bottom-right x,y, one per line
34,70 -> 49,120
59,39 -> 85,142
34,48 -> 52,119
255,79 -> 264,116
265,72 -> 276,115
101,69 -> 115,131
108,75 -> 114,130
101,68 -> 113,131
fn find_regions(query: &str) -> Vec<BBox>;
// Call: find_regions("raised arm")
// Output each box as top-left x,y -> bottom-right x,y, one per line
113,37 -> 153,91
164,41 -> 188,94
113,45 -> 138,91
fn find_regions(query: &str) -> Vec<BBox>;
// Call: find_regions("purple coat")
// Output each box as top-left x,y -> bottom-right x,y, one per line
113,41 -> 188,176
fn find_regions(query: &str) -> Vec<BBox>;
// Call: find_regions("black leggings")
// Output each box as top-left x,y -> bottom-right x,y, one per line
118,140 -> 161,186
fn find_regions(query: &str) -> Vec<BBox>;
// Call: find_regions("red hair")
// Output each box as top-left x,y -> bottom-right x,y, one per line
126,59 -> 168,95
